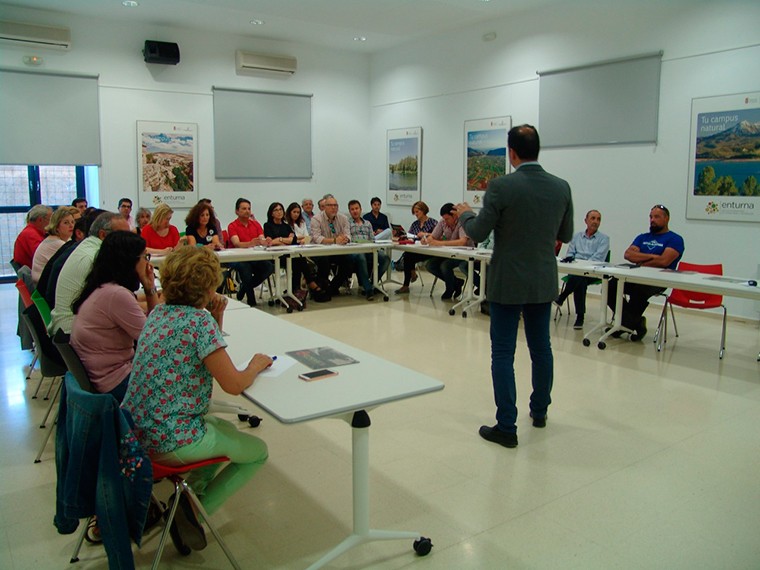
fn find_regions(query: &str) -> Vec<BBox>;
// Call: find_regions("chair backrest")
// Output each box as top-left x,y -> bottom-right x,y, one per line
21,305 -> 67,377
222,229 -> 231,249
52,330 -> 94,393
669,261 -> 724,308
31,289 -> 52,327
15,279 -> 34,309
10,259 -> 23,275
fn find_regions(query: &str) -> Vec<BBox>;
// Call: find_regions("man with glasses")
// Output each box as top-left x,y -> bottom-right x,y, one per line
118,198 -> 136,232
607,205 -> 684,341
309,196 -> 353,297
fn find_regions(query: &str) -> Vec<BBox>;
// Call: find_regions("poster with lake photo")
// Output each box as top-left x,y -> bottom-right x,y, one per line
137,121 -> 197,208
387,127 -> 421,206
464,116 -> 510,205
686,92 -> 760,222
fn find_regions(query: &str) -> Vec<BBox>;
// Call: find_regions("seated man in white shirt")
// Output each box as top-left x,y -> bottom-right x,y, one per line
554,209 -> 609,329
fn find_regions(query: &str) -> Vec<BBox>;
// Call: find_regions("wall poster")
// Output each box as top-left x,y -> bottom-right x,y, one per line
137,121 -> 198,208
686,92 -> 760,222
464,116 -> 511,205
387,127 -> 422,206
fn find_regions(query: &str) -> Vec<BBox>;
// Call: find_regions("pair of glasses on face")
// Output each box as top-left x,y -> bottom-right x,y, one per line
138,253 -> 151,261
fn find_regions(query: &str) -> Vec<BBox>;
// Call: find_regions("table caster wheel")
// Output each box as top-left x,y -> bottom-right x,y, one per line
286,307 -> 293,313
448,309 -> 455,316
237,414 -> 249,422
462,311 -> 467,318
582,338 -> 591,347
248,415 -> 262,428
413,537 -> 433,556
597,341 -> 607,350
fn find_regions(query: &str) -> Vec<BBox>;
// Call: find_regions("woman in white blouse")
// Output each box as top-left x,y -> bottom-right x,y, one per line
31,206 -> 77,285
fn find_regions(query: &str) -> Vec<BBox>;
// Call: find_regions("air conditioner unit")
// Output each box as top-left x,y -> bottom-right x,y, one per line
0,20 -> 71,50
235,50 -> 297,77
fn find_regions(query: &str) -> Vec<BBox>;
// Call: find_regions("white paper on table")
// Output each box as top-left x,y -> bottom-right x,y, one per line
236,354 -> 297,378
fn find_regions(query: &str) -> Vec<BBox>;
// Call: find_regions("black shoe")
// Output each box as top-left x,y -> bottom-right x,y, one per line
168,519 -> 192,556
365,290 -> 375,301
236,289 -> 245,302
573,316 -> 584,330
440,288 -> 454,301
631,316 -> 647,342
553,297 -> 564,309
479,425 -> 518,448
530,412 -> 547,428
453,279 -> 464,299
168,492 -> 207,551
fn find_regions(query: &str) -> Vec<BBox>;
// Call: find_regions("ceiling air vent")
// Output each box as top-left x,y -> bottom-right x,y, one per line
235,50 -> 296,77
0,20 -> 71,50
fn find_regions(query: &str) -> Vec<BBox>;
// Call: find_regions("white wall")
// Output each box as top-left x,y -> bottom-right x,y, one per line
369,0 -> 760,319
0,5 -> 371,226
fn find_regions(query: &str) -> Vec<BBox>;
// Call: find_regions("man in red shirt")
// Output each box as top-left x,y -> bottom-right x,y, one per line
13,204 -> 52,269
227,198 -> 274,306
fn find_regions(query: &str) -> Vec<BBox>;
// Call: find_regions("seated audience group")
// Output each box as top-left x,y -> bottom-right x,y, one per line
10,190 -> 685,553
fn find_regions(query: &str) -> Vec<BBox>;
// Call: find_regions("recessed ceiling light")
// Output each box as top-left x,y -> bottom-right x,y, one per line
250,19 -> 264,25
122,1 -> 139,7
353,36 -> 367,42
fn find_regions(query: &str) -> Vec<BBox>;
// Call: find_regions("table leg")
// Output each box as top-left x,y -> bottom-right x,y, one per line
371,249 -> 389,301
451,257 -> 475,316
305,411 -> 429,570
596,277 -> 634,347
583,275 -> 610,345
283,255 -> 302,309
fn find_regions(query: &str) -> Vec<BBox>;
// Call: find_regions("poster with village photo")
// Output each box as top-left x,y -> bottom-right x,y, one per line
137,121 -> 197,208
464,116 -> 510,206
686,92 -> 760,222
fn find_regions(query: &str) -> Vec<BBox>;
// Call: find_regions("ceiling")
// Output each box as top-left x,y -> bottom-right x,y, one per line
2,0 -> 565,53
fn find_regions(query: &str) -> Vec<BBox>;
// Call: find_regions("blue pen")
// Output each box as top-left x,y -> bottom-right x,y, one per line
271,355 -> 277,361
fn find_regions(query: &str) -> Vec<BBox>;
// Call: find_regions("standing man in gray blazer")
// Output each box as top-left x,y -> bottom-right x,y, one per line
456,124 -> 573,448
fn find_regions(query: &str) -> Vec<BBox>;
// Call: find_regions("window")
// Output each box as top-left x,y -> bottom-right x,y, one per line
0,165 -> 88,282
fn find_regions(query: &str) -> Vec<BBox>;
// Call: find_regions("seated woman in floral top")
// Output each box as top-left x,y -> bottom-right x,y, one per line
122,246 -> 272,551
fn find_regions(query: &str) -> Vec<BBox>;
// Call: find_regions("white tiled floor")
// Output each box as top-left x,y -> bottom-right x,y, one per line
2,277 -> 759,569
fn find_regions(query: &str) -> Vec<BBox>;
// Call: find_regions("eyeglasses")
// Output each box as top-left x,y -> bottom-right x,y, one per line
139,253 -> 151,261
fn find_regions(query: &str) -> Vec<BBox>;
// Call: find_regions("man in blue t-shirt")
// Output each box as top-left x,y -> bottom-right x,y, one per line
607,205 -> 685,341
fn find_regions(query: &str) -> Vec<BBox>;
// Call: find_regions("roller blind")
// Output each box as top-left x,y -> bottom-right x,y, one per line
213,87 -> 312,179
538,52 -> 662,148
0,68 -> 101,165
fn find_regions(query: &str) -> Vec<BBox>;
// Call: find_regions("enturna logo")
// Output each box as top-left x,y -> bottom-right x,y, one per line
705,201 -> 719,215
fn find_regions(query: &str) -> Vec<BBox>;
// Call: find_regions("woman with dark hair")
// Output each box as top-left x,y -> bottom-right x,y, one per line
286,202 -> 310,245
185,202 -> 222,250
71,230 -> 158,402
264,201 -> 325,300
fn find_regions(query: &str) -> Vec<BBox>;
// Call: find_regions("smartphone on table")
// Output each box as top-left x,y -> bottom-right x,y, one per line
298,369 -> 338,382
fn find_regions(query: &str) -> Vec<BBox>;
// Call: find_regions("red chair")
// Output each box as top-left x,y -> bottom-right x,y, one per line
69,456 -> 241,569
15,278 -> 34,308
655,261 -> 727,358
149,456 -> 241,570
